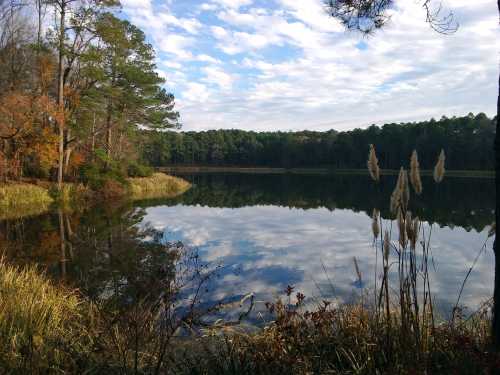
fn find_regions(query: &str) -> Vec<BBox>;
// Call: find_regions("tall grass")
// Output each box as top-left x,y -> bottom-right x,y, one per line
127,173 -> 191,201
0,183 -> 53,220
0,260 -> 91,372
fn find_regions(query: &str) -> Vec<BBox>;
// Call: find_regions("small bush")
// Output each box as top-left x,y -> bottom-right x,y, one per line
127,161 -> 154,178
80,163 -> 124,188
100,179 -> 127,200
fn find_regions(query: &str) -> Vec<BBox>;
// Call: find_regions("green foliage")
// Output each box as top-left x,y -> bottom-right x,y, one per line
142,113 -> 496,170
127,161 -> 154,177
80,161 -> 127,193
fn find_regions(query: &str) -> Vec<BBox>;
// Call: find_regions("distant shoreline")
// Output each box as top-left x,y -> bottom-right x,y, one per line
157,166 -> 495,178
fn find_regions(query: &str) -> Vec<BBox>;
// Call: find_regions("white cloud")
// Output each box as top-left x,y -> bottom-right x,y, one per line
197,54 -> 221,64
143,204 -> 494,311
182,82 -> 210,103
202,65 -> 236,89
211,0 -> 253,10
157,34 -> 194,60
121,0 -> 497,132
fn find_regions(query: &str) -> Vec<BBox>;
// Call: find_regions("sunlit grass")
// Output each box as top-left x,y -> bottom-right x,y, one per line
127,173 -> 191,200
0,260 -> 90,371
0,183 -> 53,220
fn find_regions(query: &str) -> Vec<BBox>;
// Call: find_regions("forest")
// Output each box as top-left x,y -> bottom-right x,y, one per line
0,0 -> 179,188
143,112 -> 496,170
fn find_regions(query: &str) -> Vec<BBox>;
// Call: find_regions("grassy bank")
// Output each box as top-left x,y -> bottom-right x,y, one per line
159,166 -> 495,178
0,183 -> 54,220
127,173 -> 191,201
0,259 -> 496,374
0,173 -> 191,220
0,260 -> 90,372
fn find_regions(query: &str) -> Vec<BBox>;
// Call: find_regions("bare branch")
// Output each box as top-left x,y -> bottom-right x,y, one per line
324,0 -> 458,35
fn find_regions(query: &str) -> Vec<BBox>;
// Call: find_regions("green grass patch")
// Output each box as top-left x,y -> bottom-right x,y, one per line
127,173 -> 191,201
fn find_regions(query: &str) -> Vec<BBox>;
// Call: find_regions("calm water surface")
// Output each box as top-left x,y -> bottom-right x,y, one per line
0,173 -> 495,317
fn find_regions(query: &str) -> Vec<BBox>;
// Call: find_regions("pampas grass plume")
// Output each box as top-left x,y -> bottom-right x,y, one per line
410,150 -> 422,195
433,149 -> 446,183
367,144 -> 380,182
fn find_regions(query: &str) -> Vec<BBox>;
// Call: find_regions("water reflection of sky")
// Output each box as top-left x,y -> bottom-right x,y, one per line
142,204 -> 494,315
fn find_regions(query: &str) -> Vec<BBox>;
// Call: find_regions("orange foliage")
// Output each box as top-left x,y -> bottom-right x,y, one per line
0,90 -> 59,179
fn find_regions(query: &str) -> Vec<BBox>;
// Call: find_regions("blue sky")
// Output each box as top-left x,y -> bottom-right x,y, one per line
120,0 -> 498,132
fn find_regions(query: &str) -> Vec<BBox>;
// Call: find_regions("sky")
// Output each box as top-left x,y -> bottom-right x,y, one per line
119,0 -> 499,132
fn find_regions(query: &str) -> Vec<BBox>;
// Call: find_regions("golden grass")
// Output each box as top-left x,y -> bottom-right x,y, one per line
0,260 -> 89,371
0,183 -> 53,220
127,173 -> 191,201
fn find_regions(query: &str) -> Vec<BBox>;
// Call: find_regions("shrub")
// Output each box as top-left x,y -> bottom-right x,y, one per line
79,161 -> 127,193
100,178 -> 127,200
127,161 -> 154,178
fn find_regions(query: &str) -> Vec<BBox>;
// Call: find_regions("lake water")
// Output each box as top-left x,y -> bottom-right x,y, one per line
0,173 -> 495,318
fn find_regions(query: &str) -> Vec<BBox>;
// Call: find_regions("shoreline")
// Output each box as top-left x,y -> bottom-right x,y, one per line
157,166 -> 495,178
0,173 -> 191,221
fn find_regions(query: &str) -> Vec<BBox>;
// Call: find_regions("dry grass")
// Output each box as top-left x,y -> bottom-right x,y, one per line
0,260 -> 91,372
0,183 -> 53,220
127,173 -> 191,201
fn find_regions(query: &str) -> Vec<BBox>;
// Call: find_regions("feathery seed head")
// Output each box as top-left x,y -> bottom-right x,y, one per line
410,150 -> 423,195
390,168 -> 409,214
433,149 -> 446,183
367,144 -> 380,182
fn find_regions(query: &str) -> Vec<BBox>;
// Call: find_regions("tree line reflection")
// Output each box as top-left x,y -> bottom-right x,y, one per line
159,173 -> 494,233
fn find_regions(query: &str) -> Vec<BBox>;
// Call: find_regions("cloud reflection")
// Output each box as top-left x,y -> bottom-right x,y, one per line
143,204 -> 494,314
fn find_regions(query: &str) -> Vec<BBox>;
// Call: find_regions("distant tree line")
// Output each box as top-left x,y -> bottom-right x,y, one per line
142,113 -> 496,170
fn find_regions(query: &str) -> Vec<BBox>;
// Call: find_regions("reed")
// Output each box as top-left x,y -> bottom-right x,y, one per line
0,183 -> 53,219
127,173 -> 191,201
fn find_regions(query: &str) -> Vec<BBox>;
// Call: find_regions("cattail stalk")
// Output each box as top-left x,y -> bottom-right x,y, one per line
367,144 -> 380,182
433,149 -> 446,183
410,150 -> 422,194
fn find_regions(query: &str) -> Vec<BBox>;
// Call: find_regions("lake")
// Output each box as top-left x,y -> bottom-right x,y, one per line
0,172 -> 495,319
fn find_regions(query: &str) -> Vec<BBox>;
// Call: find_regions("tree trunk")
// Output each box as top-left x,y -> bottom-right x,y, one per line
493,0 -> 500,348
56,1 -> 66,190
106,102 -> 112,163
494,81 -> 500,346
